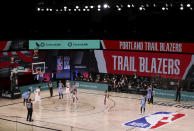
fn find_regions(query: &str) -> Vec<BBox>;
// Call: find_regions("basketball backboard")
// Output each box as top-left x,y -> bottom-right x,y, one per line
32,62 -> 45,75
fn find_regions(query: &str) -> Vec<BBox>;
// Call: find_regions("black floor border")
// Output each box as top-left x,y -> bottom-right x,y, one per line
0,117 -> 61,131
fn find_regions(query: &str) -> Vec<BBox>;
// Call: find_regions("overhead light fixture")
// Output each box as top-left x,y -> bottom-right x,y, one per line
76,6 -> 79,9
90,6 -> 94,9
85,6 -> 88,9
127,5 -> 130,8
98,8 -> 101,11
139,7 -> 143,10
98,5 -> 101,8
180,7 -> 184,10
187,4 -> 191,7
37,8 -> 40,11
103,4 -> 108,9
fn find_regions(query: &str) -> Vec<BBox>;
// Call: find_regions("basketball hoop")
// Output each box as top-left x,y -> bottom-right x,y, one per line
32,62 -> 45,75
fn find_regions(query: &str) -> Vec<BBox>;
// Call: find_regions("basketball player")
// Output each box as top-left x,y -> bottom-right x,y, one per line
22,89 -> 31,106
150,85 -> 154,104
72,89 -> 78,104
34,86 -> 41,103
72,82 -> 77,95
140,94 -> 146,115
104,90 -> 110,112
72,89 -> 78,110
147,85 -> 152,104
58,80 -> 64,99
72,82 -> 76,90
48,81 -> 54,97
104,90 -> 109,105
65,80 -> 71,99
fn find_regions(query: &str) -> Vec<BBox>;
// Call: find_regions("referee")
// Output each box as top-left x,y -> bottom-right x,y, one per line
48,81 -> 54,97
26,99 -> 33,122
175,80 -> 182,102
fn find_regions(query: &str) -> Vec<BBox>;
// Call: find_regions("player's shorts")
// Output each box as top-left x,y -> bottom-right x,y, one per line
58,89 -> 63,94
141,104 -> 146,108
23,98 -> 28,103
147,94 -> 151,99
104,97 -> 108,104
35,95 -> 41,102
73,95 -> 77,103
66,88 -> 70,94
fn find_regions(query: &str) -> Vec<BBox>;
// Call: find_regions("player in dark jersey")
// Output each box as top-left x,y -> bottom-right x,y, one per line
147,85 -> 152,104
26,99 -> 33,121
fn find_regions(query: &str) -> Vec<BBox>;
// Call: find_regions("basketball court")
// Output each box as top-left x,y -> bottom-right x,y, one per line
0,88 -> 194,131
1,1 -> 194,131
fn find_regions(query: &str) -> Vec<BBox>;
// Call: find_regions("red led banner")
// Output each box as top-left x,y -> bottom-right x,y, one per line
94,50 -> 194,79
101,40 -> 194,53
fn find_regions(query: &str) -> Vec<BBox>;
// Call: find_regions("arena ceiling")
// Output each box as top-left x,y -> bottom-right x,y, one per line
0,0 -> 194,42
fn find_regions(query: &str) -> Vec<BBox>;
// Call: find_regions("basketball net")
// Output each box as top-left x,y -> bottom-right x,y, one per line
33,69 -> 44,77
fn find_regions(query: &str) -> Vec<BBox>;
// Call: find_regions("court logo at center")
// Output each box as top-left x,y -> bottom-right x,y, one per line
123,112 -> 185,129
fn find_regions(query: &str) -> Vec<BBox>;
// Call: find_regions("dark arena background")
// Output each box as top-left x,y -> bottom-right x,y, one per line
0,0 -> 194,131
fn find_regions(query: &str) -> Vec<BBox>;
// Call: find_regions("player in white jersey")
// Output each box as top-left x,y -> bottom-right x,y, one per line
65,80 -> 71,99
72,89 -> 78,104
72,89 -> 78,110
34,86 -> 41,103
